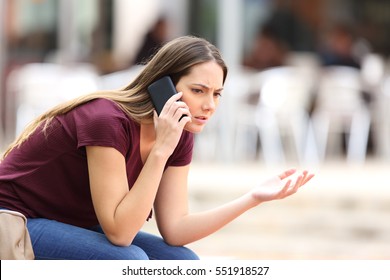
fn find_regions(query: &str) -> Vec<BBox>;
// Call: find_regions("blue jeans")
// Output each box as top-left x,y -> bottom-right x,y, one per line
26,218 -> 199,260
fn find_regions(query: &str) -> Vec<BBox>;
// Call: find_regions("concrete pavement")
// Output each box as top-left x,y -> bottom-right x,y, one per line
143,159 -> 390,259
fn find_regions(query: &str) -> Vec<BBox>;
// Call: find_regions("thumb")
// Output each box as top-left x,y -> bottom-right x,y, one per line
153,110 -> 158,127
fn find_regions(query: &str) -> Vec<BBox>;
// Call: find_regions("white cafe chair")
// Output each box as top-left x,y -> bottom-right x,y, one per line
194,69 -> 254,162
254,66 -> 316,165
311,66 -> 370,164
5,63 -> 100,137
372,74 -> 390,161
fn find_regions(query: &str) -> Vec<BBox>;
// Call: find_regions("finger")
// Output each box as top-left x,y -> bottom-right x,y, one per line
296,170 -> 312,185
301,173 -> 315,186
294,172 -> 315,191
153,110 -> 159,126
174,106 -> 191,123
171,91 -> 183,102
279,179 -> 291,196
167,97 -> 191,120
284,171 -> 314,197
295,174 -> 305,189
278,168 -> 296,180
177,114 -> 192,127
175,100 -> 188,108
160,92 -> 183,116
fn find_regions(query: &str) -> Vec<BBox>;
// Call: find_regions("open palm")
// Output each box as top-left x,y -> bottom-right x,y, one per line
251,169 -> 314,202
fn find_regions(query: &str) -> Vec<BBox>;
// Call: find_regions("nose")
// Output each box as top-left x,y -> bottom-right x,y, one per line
201,94 -> 216,112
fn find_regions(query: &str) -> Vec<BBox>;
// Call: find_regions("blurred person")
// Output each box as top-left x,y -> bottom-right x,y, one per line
243,24 -> 288,71
317,22 -> 376,155
0,36 -> 314,260
262,0 -> 316,52
133,17 -> 169,65
319,22 -> 361,69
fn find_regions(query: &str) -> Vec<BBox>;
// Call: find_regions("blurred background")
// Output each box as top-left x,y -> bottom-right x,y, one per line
0,0 -> 390,259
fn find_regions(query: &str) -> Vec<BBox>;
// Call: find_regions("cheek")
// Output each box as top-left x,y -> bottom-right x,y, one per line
215,98 -> 221,108
181,95 -> 196,110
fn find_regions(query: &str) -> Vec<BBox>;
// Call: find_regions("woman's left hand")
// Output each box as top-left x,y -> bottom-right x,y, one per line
250,169 -> 314,203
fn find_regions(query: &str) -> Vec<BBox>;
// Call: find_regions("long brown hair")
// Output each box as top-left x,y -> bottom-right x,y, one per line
2,35 -> 228,158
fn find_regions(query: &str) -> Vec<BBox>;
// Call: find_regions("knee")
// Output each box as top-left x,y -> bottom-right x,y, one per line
102,245 -> 149,260
178,246 -> 200,260
164,246 -> 200,260
132,231 -> 200,260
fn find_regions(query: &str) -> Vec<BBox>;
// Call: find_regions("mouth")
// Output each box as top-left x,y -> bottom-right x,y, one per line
193,116 -> 208,124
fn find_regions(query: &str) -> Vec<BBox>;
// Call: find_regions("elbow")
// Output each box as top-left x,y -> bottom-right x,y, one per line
160,231 -> 188,247
105,231 -> 136,247
109,231 -> 186,248
158,221 -> 192,246
110,238 -> 133,247
164,238 -> 185,247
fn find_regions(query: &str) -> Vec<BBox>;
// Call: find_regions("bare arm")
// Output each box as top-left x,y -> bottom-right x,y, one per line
86,145 -> 167,246
154,167 -> 314,246
87,93 -> 191,246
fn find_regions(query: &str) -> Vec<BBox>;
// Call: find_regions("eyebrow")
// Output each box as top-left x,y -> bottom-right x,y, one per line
192,83 -> 224,91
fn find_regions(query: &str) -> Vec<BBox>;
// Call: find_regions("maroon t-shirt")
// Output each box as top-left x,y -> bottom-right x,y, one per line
0,98 -> 194,228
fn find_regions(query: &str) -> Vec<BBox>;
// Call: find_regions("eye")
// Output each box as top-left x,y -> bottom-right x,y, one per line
214,91 -> 222,98
192,88 -> 203,94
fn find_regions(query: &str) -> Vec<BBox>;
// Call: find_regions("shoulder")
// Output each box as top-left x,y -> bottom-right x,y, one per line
66,98 -> 133,128
77,98 -> 126,118
168,130 -> 194,167
174,130 -> 194,152
60,98 -> 138,155
180,130 -> 194,146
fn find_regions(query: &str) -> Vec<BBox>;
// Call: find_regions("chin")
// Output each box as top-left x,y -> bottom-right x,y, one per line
184,123 -> 204,134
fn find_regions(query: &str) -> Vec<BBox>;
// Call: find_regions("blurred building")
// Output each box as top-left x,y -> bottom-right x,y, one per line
1,0 -> 390,161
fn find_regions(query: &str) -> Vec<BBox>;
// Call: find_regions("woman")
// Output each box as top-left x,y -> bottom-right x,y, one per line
0,36 -> 314,260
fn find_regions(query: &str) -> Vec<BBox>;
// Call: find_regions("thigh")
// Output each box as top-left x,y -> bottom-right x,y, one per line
27,218 -> 149,260
132,231 -> 200,260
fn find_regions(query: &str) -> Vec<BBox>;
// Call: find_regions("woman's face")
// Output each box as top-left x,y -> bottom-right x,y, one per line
175,61 -> 224,134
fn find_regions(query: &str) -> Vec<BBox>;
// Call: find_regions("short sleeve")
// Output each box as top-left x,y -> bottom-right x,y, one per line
167,131 -> 194,167
72,99 -> 130,157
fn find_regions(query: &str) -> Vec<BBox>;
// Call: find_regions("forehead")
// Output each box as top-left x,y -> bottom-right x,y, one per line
185,61 -> 224,87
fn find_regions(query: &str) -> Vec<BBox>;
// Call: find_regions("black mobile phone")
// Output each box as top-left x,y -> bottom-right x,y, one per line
147,76 -> 177,115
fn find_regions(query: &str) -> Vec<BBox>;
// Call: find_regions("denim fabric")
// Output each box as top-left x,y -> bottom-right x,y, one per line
26,218 -> 199,260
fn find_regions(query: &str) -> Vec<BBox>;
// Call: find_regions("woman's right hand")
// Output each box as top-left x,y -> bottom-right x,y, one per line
152,92 -> 192,158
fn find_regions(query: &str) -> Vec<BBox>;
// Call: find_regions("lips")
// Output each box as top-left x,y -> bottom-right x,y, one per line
194,116 -> 208,124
